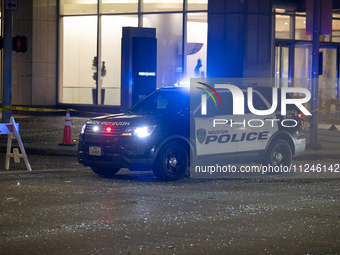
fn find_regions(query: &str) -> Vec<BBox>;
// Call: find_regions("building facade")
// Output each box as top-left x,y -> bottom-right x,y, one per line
1,0 -> 340,109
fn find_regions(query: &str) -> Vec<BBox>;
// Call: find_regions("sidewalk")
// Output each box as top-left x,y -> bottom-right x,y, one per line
0,115 -> 86,156
0,115 -> 339,160
295,122 -> 340,160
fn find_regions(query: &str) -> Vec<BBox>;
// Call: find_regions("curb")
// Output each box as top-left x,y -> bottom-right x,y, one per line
294,151 -> 340,161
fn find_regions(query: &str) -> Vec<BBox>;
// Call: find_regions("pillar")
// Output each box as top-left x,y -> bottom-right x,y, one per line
207,0 -> 273,78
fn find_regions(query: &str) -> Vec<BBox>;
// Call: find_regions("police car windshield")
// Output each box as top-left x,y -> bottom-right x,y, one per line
127,90 -> 189,115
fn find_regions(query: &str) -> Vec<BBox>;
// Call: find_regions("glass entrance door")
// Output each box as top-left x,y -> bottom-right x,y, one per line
275,43 -> 289,88
319,47 -> 338,100
294,44 -> 339,101
294,44 -> 312,91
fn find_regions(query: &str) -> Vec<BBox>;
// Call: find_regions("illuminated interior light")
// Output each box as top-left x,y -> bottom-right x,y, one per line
138,72 -> 156,76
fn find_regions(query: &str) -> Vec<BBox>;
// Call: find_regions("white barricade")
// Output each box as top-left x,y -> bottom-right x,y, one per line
0,116 -> 32,171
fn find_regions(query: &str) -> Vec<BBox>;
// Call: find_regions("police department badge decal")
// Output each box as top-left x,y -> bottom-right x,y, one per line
197,128 -> 206,144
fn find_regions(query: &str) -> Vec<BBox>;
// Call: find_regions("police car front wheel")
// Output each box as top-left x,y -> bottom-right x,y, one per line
263,139 -> 292,172
153,142 -> 188,181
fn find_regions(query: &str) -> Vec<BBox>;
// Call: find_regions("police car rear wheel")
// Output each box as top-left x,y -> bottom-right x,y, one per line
91,166 -> 121,176
153,142 -> 188,181
263,139 -> 292,172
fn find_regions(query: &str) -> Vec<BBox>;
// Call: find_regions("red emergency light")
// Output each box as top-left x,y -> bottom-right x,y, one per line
105,126 -> 112,133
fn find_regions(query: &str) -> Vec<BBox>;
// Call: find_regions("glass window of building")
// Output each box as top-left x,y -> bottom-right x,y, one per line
101,15 -> 138,105
142,0 -> 183,12
143,13 -> 183,87
186,12 -> 207,80
100,0 -> 138,14
275,9 -> 286,13
187,0 -> 207,11
332,19 -> 340,42
59,0 -> 208,105
61,16 -> 98,104
60,0 -> 98,15
295,16 -> 311,40
275,15 -> 291,39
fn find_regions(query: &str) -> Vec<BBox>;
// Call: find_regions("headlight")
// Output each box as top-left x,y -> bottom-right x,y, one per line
80,123 -> 87,134
122,126 -> 156,137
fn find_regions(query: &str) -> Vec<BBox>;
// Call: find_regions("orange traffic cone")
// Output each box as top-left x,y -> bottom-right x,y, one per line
59,110 -> 76,146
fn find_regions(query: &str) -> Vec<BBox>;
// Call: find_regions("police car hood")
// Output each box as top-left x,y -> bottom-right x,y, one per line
88,113 -> 165,127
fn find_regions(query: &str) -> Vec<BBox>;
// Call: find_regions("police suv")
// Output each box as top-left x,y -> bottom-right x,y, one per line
78,85 -> 306,181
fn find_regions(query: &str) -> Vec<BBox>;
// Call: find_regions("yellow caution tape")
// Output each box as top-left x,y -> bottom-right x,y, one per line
1,105 -> 66,112
310,108 -> 340,113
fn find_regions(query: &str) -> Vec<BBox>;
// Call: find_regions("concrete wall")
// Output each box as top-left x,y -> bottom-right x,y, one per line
12,0 -> 57,106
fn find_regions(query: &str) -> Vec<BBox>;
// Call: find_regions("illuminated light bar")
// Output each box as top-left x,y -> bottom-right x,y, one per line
174,80 -> 190,87
138,72 -> 156,76
179,81 -> 190,86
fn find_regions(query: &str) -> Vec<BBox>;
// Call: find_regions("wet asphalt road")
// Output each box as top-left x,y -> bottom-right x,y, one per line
0,155 -> 340,255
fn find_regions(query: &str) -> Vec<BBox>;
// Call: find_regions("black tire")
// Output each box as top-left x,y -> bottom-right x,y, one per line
91,166 -> 120,176
153,142 -> 188,181
263,139 -> 292,174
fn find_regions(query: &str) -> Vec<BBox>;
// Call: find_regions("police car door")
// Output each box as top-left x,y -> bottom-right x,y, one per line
234,89 -> 278,154
194,91 -> 238,158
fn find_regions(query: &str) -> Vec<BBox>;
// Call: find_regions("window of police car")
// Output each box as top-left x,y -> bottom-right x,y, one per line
128,90 -> 189,115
